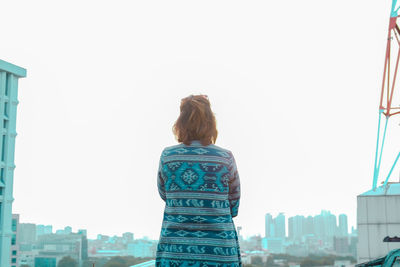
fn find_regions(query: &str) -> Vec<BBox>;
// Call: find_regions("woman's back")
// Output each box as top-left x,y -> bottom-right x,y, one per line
156,141 -> 241,267
156,95 -> 242,267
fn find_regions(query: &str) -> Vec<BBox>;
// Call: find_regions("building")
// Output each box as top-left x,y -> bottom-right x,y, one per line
78,229 -> 87,236
265,213 -> 274,238
334,236 -> 349,255
275,213 -> 286,238
127,240 -> 157,258
19,223 -> 37,243
0,60 -> 26,267
265,213 -> 286,239
357,183 -> 400,262
247,235 -> 263,251
35,256 -> 57,267
36,233 -> 88,263
285,244 -> 308,257
325,212 -> 337,240
123,232 -> 134,243
64,226 -> 72,234
37,224 -> 53,238
97,234 -> 110,242
262,237 -> 284,254
19,250 -> 36,267
304,216 -> 314,236
11,214 -> 19,267
55,229 -> 65,235
314,210 -> 337,244
338,214 -> 348,237
349,235 -> 358,259
288,215 -> 305,242
44,225 -> 53,235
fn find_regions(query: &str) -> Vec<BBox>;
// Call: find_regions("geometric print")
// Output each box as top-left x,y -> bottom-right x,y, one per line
156,140 -> 241,267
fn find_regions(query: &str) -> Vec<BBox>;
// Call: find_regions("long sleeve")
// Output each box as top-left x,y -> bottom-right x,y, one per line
228,152 -> 240,218
157,153 -> 167,202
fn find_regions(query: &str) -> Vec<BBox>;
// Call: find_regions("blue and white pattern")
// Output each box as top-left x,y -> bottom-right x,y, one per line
156,141 -> 241,267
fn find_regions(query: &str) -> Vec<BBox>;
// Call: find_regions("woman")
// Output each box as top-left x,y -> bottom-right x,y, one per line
156,94 -> 242,267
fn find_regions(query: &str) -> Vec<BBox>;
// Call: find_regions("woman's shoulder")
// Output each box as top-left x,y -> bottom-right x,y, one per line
159,144 -> 180,157
207,144 -> 233,157
161,142 -> 234,159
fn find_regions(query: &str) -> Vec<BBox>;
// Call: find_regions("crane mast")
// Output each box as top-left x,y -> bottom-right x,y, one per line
373,0 -> 400,190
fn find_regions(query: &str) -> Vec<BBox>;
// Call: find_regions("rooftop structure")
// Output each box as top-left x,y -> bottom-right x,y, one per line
357,183 -> 400,262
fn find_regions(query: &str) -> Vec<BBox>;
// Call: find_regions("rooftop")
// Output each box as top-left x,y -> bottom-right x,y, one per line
0,59 -> 26,77
359,182 -> 400,196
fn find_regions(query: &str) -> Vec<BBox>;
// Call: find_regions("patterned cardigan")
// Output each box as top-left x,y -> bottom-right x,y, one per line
156,141 -> 241,267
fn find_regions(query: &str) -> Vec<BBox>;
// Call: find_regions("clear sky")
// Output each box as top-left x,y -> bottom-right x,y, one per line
1,0 -> 399,240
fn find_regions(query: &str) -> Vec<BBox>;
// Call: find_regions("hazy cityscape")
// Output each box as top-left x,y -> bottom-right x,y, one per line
3,0 -> 400,266
9,210 -> 357,267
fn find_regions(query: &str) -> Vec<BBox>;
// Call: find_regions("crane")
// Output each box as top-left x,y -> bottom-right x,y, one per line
372,0 -> 400,190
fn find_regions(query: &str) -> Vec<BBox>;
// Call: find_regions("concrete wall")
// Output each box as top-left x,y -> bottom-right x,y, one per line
357,188 -> 400,263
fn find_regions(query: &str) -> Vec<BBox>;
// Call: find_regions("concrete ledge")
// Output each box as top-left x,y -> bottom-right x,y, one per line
0,59 -> 26,78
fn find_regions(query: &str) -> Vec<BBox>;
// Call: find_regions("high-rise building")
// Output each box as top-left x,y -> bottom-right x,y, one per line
0,60 -> 26,267
325,212 -> 337,240
265,213 -> 273,238
275,213 -> 286,238
288,217 -> 294,240
288,215 -> 305,242
313,214 -> 324,240
338,214 -> 348,236
304,216 -> 314,235
265,213 -> 286,239
314,210 -> 337,244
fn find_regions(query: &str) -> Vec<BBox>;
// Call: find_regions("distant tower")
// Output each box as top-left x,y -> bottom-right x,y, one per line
275,213 -> 286,238
265,213 -> 273,238
304,216 -> 314,235
0,60 -> 26,267
288,215 -> 305,242
314,210 -> 337,244
338,214 -> 348,236
325,212 -> 337,241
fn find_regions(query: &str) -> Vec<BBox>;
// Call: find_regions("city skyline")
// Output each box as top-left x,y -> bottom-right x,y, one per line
11,210 -> 361,266
16,209 -> 355,240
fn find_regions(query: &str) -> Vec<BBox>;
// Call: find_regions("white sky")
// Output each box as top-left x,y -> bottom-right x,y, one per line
0,0 -> 398,240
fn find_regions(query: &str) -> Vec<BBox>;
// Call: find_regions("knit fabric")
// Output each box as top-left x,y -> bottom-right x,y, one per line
156,141 -> 241,267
